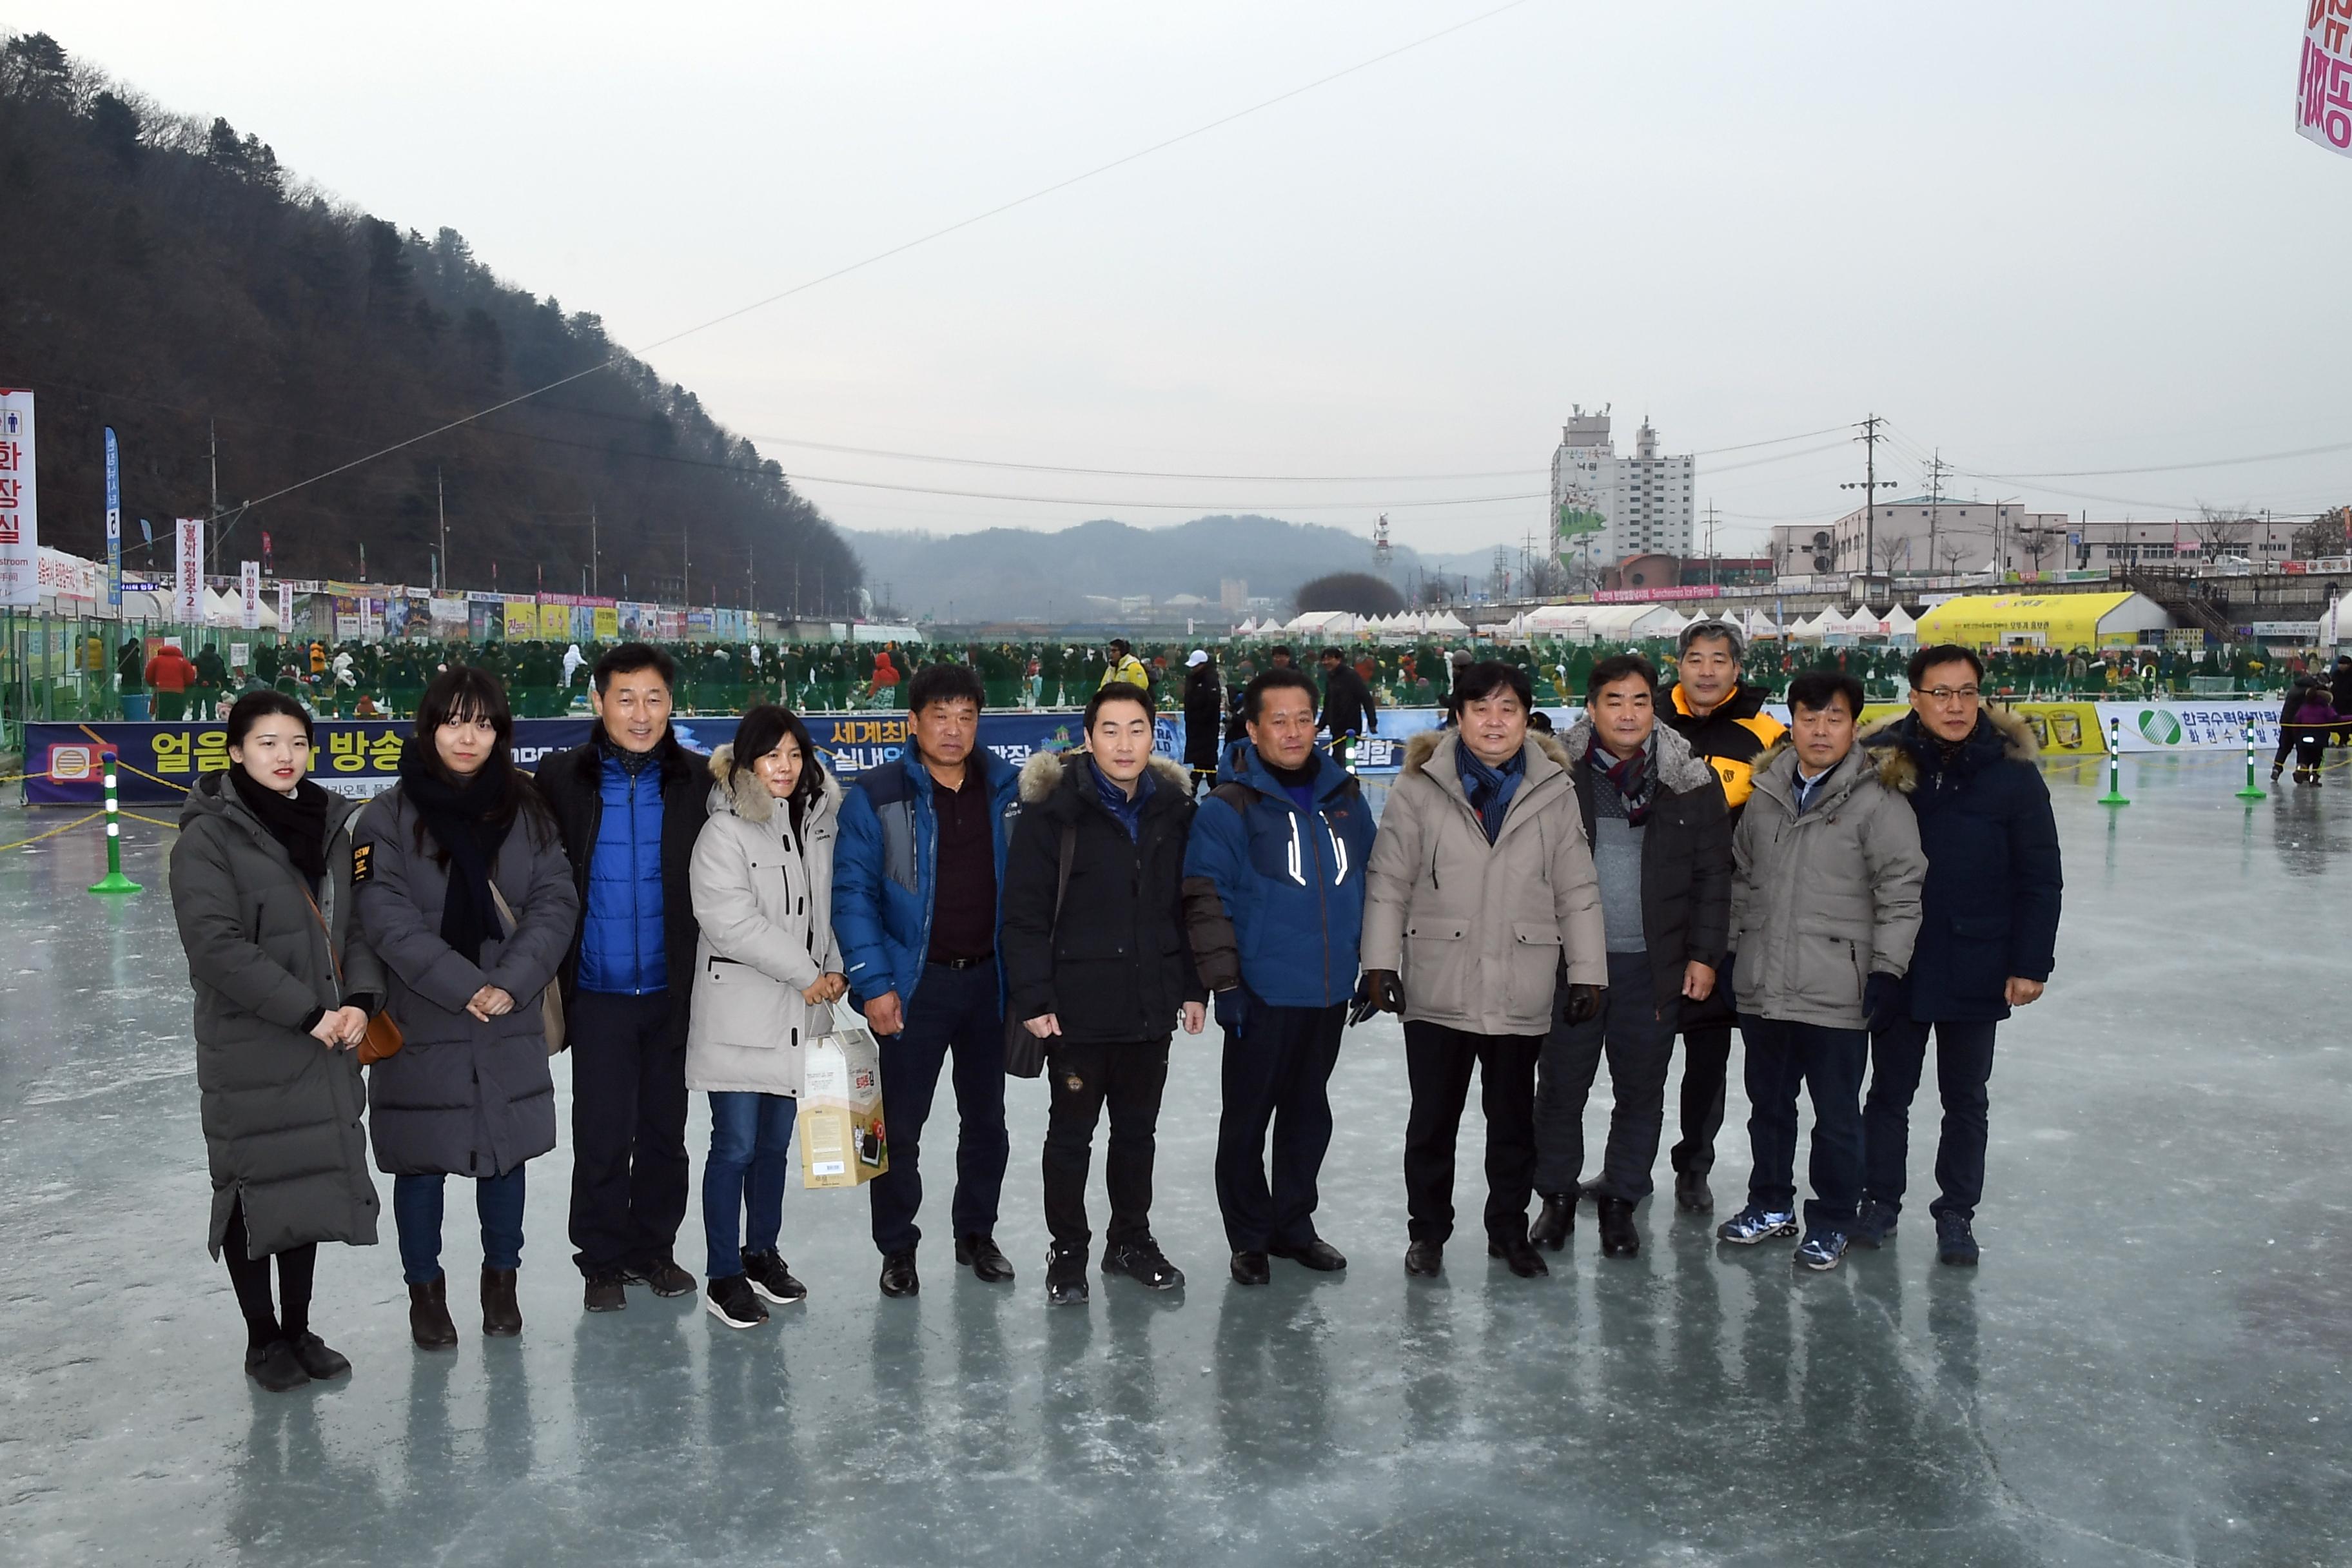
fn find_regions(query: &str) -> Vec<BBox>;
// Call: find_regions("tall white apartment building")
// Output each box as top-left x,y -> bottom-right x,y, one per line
1549,407 -> 1695,567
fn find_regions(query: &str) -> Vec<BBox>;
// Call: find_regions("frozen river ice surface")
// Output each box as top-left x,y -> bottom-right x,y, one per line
0,751 -> 2346,1565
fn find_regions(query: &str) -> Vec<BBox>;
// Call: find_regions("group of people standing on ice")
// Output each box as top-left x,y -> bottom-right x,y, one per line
172,618 -> 2061,1393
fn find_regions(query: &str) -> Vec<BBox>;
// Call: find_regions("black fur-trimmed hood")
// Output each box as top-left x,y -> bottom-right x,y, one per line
1863,705 -> 2040,794
1019,747 -> 1193,807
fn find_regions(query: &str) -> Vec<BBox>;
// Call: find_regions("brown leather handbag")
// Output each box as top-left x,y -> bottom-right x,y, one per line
487,880 -> 567,1055
302,885 -> 401,1064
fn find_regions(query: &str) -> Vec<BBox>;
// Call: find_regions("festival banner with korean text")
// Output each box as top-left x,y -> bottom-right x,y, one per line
2302,2 -> 2352,155
0,390 -> 38,606
173,516 -> 204,622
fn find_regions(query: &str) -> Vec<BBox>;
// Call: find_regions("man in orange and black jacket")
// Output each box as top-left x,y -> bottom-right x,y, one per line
1658,618 -> 1786,1214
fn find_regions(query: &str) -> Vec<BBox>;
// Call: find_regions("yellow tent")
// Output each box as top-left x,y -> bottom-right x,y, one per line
1912,591 -> 2168,650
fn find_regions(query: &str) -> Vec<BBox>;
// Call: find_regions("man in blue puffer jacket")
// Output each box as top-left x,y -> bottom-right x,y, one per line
534,644 -> 709,1313
1181,666 -> 1377,1287
833,662 -> 1024,1299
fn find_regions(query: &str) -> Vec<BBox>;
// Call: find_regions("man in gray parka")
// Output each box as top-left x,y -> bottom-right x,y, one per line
1716,668 -> 1925,1273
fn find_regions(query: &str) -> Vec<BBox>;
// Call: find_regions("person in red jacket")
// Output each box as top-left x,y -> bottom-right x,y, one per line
146,643 -> 200,721
870,649 -> 901,709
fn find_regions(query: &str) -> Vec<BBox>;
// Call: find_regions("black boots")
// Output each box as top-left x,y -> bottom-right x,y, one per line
409,1277 -> 458,1350
1487,1235 -> 1549,1278
482,1268 -> 522,1337
1674,1170 -> 1714,1213
1530,1193 -> 1574,1250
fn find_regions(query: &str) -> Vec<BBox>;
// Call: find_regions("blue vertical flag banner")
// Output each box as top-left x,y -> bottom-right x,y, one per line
104,426 -> 122,607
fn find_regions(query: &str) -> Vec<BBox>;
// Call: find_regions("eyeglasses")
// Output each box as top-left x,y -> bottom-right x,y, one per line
1916,686 -> 1981,703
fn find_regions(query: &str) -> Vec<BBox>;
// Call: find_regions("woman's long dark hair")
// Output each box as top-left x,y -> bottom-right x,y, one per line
409,665 -> 553,851
729,704 -> 825,832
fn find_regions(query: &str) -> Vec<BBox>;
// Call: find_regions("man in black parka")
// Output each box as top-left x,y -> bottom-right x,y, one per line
1858,643 -> 2063,1268
1001,683 -> 1208,1306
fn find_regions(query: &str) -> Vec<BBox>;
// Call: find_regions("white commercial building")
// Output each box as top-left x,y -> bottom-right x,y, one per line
1549,407 -> 1694,569
1772,504 -> 2309,576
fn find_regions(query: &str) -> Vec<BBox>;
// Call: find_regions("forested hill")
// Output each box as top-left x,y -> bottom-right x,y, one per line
0,32 -> 861,611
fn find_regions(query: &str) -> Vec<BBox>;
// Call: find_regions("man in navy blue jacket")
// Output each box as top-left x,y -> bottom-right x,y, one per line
536,643 -> 709,1313
1182,666 -> 1378,1286
833,662 -> 1024,1299
1858,644 -> 2063,1268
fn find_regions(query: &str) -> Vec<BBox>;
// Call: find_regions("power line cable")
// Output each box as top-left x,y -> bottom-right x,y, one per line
219,0 -> 1541,518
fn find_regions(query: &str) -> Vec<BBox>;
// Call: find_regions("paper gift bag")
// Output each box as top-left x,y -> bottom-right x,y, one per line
798,1015 -> 889,1190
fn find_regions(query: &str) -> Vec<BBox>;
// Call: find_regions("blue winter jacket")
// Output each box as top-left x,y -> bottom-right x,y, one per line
832,749 -> 1023,1012
578,752 -> 669,995
1181,741 -> 1375,1010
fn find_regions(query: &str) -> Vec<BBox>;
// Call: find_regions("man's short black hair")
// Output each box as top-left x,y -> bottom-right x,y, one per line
1787,668 -> 1865,719
1453,660 -> 1532,710
906,660 -> 984,715
1084,682 -> 1155,730
1243,665 -> 1320,723
1907,643 -> 1984,688
1586,652 -> 1658,700
1268,645 -> 1294,661
1320,647 -> 1344,662
1107,638 -> 1130,656
593,642 -> 676,694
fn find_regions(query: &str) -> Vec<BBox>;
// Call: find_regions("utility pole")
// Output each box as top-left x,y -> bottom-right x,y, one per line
681,518 -> 691,606
208,420 -> 220,574
1704,501 -> 1720,588
589,503 -> 599,597
436,467 -> 447,593
1923,448 -> 1951,578
1841,413 -> 1897,594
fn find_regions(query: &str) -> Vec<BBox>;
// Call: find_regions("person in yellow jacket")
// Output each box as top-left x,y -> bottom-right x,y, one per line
1656,618 -> 1787,1215
1099,640 -> 1150,693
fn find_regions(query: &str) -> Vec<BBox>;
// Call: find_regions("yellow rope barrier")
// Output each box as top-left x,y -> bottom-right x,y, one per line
0,812 -> 102,853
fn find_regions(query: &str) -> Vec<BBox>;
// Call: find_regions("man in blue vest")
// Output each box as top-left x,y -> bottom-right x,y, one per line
536,643 -> 709,1313
834,662 -> 1024,1298
1182,666 -> 1377,1286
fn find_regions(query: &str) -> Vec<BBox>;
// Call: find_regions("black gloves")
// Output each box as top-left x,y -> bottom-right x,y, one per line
1348,969 -> 1406,1026
1864,972 -> 1908,1033
1563,983 -> 1605,1026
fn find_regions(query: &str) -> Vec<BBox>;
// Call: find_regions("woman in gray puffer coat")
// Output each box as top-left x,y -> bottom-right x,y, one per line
687,706 -> 846,1330
355,668 -> 578,1349
174,691 -> 386,1393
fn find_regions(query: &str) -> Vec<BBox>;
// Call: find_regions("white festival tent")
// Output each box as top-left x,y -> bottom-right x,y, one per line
1786,612 -> 1828,642
1741,608 -> 1784,640
1881,605 -> 1919,645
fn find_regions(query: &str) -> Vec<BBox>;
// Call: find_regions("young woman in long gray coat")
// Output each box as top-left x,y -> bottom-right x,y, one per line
687,705 -> 847,1329
171,691 -> 385,1393
356,667 -> 578,1349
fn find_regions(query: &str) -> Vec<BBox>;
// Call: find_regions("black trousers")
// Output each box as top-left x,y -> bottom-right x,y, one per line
1533,950 -> 1678,1201
1739,1013 -> 1866,1230
1215,997 -> 1346,1252
567,989 -> 691,1277
1864,1017 -> 1999,1222
869,961 -> 1009,1256
1402,1021 -> 1542,1246
1671,1026 -> 1734,1175
1043,1039 -> 1171,1253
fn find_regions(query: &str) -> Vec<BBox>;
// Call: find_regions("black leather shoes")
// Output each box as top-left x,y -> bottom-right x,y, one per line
879,1250 -> 920,1298
246,1339 -> 311,1392
627,1257 -> 696,1298
1404,1240 -> 1444,1278
1268,1237 -> 1348,1272
1596,1195 -> 1640,1259
482,1267 -> 522,1336
583,1272 -> 627,1313
1230,1250 -> 1271,1286
288,1332 -> 350,1380
956,1233 -> 1015,1283
409,1277 -> 458,1348
1530,1193 -> 1574,1250
1487,1235 -> 1549,1278
1674,1170 -> 1714,1213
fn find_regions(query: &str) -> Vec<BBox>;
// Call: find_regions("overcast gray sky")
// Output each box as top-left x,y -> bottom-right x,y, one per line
9,1 -> 2347,556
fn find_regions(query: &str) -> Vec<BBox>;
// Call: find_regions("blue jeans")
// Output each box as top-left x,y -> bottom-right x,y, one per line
393,1167 -> 527,1286
704,1090 -> 796,1279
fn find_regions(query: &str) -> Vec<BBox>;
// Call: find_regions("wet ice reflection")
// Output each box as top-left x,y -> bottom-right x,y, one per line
0,752 -> 2346,1564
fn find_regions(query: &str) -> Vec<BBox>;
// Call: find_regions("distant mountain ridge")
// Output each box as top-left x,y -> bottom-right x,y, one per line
843,514 -> 1502,622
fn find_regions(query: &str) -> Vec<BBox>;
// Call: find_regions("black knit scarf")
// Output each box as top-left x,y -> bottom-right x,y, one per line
229,767 -> 331,886
398,738 -> 514,965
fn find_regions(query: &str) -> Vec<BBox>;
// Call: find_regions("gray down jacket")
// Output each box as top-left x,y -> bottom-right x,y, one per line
686,747 -> 845,1097
353,785 -> 580,1179
1727,740 -> 1926,1031
171,772 -> 385,1259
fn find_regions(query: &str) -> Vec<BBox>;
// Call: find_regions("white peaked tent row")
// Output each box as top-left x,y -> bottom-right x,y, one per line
1233,609 -> 1479,640
199,585 -> 282,631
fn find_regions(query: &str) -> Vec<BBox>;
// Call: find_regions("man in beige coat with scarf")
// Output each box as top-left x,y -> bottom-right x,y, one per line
1360,660 -> 1607,1280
